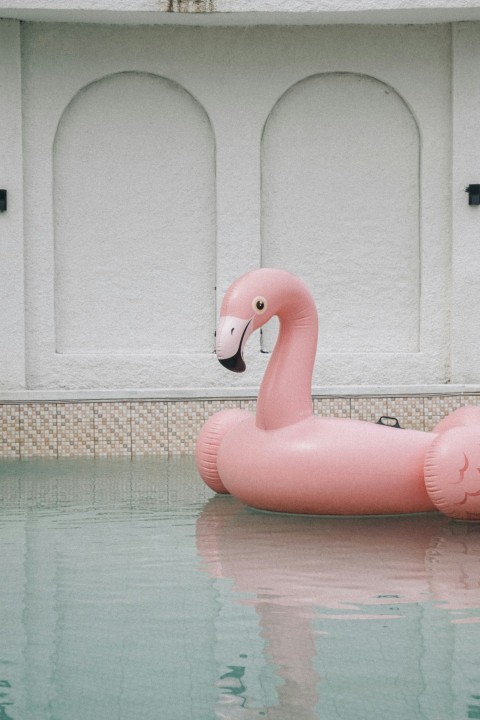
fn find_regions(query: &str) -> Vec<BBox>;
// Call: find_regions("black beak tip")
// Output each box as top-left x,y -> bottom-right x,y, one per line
218,353 -> 246,373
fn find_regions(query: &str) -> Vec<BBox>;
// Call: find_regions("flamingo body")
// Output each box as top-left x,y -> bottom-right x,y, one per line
217,414 -> 435,515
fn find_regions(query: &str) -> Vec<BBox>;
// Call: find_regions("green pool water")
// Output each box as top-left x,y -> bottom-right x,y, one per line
0,457 -> 479,720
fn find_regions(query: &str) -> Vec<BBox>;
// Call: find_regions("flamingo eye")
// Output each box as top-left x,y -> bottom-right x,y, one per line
252,296 -> 267,314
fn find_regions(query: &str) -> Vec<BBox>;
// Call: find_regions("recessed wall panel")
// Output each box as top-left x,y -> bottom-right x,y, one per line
53,72 -> 215,355
261,73 -> 420,354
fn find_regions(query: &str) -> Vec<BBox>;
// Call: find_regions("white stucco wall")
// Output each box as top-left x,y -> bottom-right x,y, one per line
4,0 -> 480,25
452,23 -> 480,384
1,17 -> 480,398
0,21 -> 25,390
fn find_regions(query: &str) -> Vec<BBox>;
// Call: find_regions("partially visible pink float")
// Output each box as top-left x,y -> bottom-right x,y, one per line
196,269 -> 480,520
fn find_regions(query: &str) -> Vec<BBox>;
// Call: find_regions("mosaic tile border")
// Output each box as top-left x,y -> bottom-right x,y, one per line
1,395 -> 480,459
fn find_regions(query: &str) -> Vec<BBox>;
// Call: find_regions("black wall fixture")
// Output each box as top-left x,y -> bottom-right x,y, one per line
466,184 -> 480,205
0,190 -> 6,213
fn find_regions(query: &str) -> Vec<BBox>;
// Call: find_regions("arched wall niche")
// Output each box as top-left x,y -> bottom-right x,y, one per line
53,71 -> 216,356
261,72 -> 421,356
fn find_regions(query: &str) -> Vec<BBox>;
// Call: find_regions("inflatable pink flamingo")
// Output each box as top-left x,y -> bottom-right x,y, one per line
196,269 -> 480,520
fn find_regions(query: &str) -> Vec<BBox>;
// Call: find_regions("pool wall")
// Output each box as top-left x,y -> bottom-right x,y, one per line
3,19 -> 480,462
1,394 -> 478,459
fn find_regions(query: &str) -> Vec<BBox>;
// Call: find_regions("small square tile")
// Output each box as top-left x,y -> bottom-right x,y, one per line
351,397 -> 388,423
387,397 -> 425,431
94,402 -> 132,457
240,398 -> 257,415
313,397 -> 351,418
168,401 -> 206,456
131,401 -> 168,456
461,394 -> 480,408
20,403 -> 57,458
204,399 -> 241,419
0,404 -> 20,459
424,395 -> 462,432
57,403 -> 95,457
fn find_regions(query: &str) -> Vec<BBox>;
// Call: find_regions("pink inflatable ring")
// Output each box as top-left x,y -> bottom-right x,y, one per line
196,269 -> 480,521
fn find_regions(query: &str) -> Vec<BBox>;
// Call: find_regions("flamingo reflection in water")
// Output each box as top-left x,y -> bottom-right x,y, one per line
196,498 -> 480,719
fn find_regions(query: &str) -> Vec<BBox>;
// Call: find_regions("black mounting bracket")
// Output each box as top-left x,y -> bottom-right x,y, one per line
466,184 -> 480,206
0,190 -> 6,213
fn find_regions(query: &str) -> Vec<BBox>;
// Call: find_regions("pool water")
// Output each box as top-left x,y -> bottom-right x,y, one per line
0,457 -> 479,720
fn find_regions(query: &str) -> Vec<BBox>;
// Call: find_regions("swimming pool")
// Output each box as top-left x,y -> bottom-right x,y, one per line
0,457 -> 479,720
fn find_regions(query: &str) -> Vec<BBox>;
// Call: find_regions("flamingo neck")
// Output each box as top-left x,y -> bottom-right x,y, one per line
256,290 -> 318,431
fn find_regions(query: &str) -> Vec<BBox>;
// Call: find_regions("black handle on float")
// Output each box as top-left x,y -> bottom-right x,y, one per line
376,415 -> 402,429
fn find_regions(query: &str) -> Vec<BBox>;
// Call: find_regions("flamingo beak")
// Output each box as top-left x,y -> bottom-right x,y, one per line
216,316 -> 254,373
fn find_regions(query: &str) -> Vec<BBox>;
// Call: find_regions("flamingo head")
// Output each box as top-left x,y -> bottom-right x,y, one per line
216,268 -> 309,373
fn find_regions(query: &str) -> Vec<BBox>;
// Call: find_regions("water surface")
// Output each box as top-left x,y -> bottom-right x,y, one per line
0,458 -> 479,720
